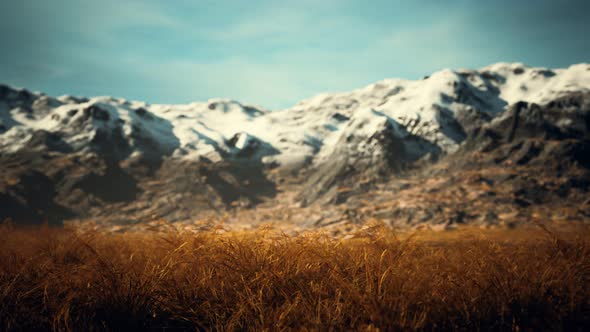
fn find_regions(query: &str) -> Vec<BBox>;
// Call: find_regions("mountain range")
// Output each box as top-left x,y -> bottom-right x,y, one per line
1,62 -> 589,232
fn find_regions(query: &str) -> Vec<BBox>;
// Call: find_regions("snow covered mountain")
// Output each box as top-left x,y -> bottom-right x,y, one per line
2,63 -> 588,168
1,63 -> 589,227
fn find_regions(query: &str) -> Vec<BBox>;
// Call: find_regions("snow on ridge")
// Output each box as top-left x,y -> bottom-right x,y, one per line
1,63 -> 589,168
289,62 -> 590,160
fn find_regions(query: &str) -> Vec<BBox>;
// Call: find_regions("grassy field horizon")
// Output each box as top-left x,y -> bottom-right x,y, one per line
1,222 -> 588,331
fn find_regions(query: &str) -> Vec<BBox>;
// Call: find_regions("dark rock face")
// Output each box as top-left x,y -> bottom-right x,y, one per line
454,107 -> 492,137
459,92 -> 590,170
0,170 -> 73,226
433,104 -> 467,144
83,105 -> 110,121
134,107 -> 155,121
331,113 -> 350,122
74,162 -> 141,203
227,133 -> 260,157
513,67 -> 525,75
483,93 -> 590,144
26,130 -> 73,153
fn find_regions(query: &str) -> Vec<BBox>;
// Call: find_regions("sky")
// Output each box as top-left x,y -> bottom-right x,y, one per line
0,0 -> 589,109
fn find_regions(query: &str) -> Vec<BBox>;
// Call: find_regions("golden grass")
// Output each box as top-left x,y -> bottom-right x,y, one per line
0,222 -> 589,331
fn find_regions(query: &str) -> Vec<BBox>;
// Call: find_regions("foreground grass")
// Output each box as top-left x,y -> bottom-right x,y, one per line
0,223 -> 589,331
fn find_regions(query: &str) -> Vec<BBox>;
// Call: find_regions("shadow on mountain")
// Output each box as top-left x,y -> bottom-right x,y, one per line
86,103 -> 181,170
433,105 -> 467,144
201,163 -> 278,207
0,171 -> 74,226
26,130 -> 74,153
201,135 -> 281,207
456,70 -> 508,113
74,162 -> 141,203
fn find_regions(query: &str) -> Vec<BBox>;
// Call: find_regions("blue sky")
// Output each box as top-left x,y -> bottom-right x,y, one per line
1,0 -> 588,109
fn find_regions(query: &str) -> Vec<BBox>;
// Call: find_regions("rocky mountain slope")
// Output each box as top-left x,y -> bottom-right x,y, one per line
1,63 -> 589,230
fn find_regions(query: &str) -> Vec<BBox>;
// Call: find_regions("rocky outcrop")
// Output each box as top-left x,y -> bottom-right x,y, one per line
299,109 -> 438,205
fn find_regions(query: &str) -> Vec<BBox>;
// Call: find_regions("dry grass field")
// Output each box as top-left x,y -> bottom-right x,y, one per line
0,222 -> 589,331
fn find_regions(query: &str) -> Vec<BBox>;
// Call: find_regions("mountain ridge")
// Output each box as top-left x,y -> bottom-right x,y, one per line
1,62 -> 589,231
